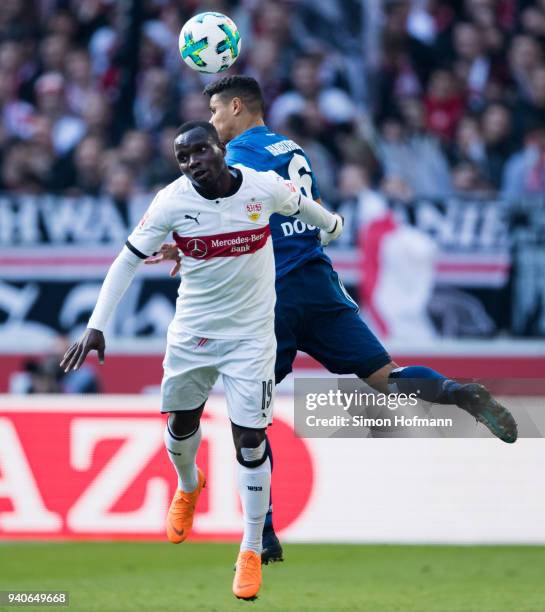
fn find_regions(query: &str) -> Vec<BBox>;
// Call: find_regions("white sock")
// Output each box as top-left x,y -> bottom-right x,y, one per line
237,457 -> 271,554
164,423 -> 201,492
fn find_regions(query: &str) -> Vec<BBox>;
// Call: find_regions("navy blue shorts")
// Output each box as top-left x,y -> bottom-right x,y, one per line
274,259 -> 391,383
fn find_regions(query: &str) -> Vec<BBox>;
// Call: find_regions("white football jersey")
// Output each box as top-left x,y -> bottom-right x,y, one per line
126,167 -> 300,339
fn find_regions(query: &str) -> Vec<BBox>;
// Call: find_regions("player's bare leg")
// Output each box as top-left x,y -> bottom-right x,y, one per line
232,423 -> 270,600
365,362 -> 517,443
164,407 -> 206,543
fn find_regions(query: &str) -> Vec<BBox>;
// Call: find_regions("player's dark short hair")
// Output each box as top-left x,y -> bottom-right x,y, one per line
203,76 -> 265,116
175,120 -> 220,143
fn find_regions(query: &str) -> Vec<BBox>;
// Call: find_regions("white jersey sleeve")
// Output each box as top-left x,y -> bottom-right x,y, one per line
263,170 -> 338,231
126,190 -> 172,258
87,246 -> 142,331
87,188 -> 174,332
265,171 -> 301,216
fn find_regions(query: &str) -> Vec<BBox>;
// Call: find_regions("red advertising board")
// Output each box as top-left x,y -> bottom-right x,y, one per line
0,396 -> 313,540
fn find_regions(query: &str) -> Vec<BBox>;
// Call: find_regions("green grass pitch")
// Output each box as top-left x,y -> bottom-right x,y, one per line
1,542 -> 545,611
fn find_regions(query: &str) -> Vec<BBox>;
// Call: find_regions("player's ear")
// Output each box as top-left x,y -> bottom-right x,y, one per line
232,96 -> 242,116
218,140 -> 226,156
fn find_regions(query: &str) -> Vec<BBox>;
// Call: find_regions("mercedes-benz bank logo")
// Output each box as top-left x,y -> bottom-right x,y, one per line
187,238 -> 208,258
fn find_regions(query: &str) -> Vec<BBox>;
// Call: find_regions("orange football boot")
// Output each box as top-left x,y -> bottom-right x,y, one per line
166,468 -> 206,543
233,550 -> 262,600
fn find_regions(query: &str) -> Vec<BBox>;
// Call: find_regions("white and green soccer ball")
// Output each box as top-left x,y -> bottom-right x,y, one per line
179,12 -> 241,74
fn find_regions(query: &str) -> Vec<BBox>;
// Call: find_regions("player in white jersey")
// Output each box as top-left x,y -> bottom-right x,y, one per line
60,120 -> 342,601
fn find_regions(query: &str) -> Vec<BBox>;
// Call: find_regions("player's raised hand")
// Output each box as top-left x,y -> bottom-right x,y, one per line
144,243 -> 181,277
60,328 -> 105,372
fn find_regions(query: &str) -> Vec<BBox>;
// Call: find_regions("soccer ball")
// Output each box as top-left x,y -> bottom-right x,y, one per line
179,12 -> 241,74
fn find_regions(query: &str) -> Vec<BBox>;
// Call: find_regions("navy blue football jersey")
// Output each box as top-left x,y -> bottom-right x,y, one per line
226,126 -> 330,278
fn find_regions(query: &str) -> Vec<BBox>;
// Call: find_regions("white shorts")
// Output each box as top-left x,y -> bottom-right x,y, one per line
161,331 -> 276,429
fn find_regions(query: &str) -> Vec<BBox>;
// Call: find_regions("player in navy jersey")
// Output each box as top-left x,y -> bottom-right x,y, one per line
146,76 -> 518,565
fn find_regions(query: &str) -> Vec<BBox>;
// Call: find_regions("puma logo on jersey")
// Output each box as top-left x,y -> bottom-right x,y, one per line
184,213 -> 201,224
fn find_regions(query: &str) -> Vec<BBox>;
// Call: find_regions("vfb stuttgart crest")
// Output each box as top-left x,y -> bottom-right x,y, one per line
245,201 -> 263,222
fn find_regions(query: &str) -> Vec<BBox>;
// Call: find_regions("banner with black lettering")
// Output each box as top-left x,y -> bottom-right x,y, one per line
1,193 -> 544,343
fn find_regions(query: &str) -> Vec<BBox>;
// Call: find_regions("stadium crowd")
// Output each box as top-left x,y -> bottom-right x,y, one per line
1,0 -> 545,205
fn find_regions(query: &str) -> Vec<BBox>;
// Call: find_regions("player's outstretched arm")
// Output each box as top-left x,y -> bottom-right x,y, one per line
60,246 -> 143,371
60,328 -> 105,372
271,176 -> 342,243
288,193 -> 343,245
144,243 -> 181,277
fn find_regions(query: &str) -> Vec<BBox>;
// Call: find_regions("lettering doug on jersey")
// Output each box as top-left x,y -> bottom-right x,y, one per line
280,219 -> 317,237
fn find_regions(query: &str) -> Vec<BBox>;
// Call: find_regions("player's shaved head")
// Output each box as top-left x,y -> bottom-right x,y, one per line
203,76 -> 265,116
175,120 -> 220,145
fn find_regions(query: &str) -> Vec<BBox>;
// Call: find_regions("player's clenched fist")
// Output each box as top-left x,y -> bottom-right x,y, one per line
60,328 -> 105,372
320,213 -> 343,246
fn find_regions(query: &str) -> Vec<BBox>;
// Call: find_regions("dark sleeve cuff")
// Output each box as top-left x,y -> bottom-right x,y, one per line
293,194 -> 302,215
125,240 -> 149,259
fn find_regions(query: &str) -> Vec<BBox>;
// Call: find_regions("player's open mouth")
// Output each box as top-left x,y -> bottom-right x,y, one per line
193,169 -> 209,181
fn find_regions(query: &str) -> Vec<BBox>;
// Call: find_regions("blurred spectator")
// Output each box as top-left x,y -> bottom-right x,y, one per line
47,8 -> 79,41
69,135 -> 105,195
378,103 -> 453,197
103,162 -> 136,203
65,48 -> 96,116
81,91 -> 114,144
0,0 -> 36,40
451,160 -> 494,195
251,0 -> 303,83
34,72 -> 85,154
178,90 -> 209,124
502,120 -> 545,199
134,67 -> 177,133
449,114 -> 485,166
147,125 -> 184,189
292,0 -> 366,100
10,342 -> 100,394
0,40 -> 26,80
39,34 -> 70,75
507,35 -> 543,102
462,0 -> 506,56
424,67 -> 465,141
407,0 -> 452,46
139,22 -> 169,72
513,66 -> 545,139
520,2 -> 545,38
24,115 -> 58,192
480,103 -> 514,188
380,174 -> 415,202
244,36 -> 284,103
375,0 -> 437,117
452,21 -> 492,110
268,53 -> 356,130
119,130 -> 153,188
282,112 -> 336,202
88,25 -> 117,85
15,357 -> 64,393
0,139 -> 33,192
336,163 -> 386,246
0,68 -> 35,141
